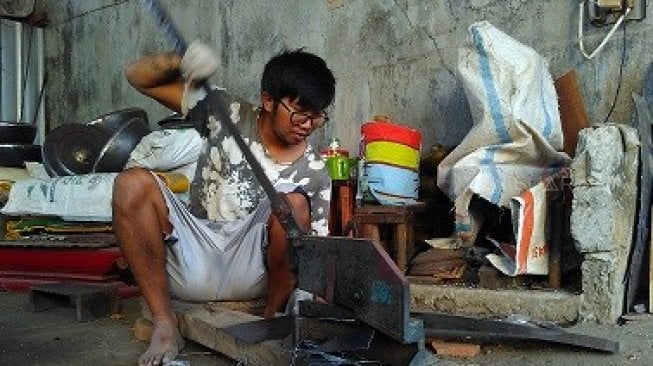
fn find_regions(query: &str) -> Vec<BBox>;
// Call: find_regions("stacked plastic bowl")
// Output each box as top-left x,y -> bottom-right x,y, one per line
360,119 -> 421,205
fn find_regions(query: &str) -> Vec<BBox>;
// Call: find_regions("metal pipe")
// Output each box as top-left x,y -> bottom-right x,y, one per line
15,21 -> 22,122
36,27 -> 45,144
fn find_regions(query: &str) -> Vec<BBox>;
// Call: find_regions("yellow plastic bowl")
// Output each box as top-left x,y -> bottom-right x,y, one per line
365,141 -> 419,170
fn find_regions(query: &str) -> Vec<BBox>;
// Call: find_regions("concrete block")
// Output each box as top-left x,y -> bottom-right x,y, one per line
571,124 -> 638,254
570,124 -> 639,324
579,253 -> 625,324
572,125 -> 625,186
410,284 -> 579,324
571,185 -> 622,253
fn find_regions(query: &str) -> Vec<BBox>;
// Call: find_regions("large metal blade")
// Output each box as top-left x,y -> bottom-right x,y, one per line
296,236 -> 419,344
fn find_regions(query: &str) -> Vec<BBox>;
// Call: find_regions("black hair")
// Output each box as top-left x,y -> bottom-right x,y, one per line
261,49 -> 336,112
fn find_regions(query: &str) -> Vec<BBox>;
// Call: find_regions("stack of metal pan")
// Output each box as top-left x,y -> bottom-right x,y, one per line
0,122 -> 41,168
42,108 -> 151,177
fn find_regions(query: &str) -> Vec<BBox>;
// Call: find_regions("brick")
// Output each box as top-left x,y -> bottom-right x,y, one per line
430,340 -> 481,358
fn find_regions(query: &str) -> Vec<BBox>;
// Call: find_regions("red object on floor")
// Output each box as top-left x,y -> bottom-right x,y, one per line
0,247 -> 122,274
0,246 -> 139,298
0,276 -> 139,298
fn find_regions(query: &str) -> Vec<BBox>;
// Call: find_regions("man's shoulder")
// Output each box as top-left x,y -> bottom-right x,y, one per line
291,148 -> 330,183
183,84 -> 259,118
184,86 -> 260,140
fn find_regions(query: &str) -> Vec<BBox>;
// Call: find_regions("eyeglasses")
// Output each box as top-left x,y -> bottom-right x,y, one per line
277,100 -> 328,128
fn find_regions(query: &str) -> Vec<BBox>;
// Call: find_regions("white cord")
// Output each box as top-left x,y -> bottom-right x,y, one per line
578,1 -> 631,60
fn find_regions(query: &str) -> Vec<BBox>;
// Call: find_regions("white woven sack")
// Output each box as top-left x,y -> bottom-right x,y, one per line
437,21 -> 570,244
1,173 -> 118,222
126,129 -> 202,172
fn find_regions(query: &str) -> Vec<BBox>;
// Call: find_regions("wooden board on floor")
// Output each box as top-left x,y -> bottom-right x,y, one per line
171,300 -> 287,365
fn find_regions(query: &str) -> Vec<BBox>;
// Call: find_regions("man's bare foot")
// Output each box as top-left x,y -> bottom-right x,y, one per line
138,319 -> 185,366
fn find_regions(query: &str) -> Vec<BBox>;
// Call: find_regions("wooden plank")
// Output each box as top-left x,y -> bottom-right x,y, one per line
169,300 -> 286,365
355,203 -> 425,214
353,213 -> 409,224
547,198 -> 563,289
407,275 -> 447,286
359,224 -> 381,244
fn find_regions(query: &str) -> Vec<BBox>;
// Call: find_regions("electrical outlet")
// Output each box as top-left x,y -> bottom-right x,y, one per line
589,0 -> 646,26
597,0 -> 623,10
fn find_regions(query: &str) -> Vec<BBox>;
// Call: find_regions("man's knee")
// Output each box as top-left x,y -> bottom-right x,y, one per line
112,167 -> 159,212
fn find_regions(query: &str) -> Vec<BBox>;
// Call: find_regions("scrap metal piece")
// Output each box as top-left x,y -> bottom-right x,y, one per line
294,315 -> 426,366
626,92 -> 653,312
314,328 -> 375,353
415,312 -> 620,353
222,315 -> 294,344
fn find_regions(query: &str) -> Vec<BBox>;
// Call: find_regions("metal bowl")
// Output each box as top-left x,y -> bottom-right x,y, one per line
92,117 -> 152,173
86,108 -> 148,136
42,124 -> 110,176
0,122 -> 37,144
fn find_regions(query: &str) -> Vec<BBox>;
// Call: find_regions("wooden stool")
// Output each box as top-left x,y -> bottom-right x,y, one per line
29,282 -> 119,322
352,204 -> 430,271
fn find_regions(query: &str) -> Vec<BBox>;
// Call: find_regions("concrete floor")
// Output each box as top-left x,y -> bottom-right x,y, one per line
0,290 -> 232,366
2,289 -> 653,366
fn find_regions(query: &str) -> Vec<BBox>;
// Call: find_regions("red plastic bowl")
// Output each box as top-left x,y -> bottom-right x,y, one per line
361,121 -> 421,150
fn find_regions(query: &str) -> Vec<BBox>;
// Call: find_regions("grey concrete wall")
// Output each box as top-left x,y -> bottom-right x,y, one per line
37,0 -> 652,154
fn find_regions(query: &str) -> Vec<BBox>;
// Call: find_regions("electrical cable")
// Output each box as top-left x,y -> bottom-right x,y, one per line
603,18 -> 627,124
578,1 -> 631,60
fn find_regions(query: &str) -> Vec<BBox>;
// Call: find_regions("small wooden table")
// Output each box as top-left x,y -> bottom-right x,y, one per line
352,203 -> 431,271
